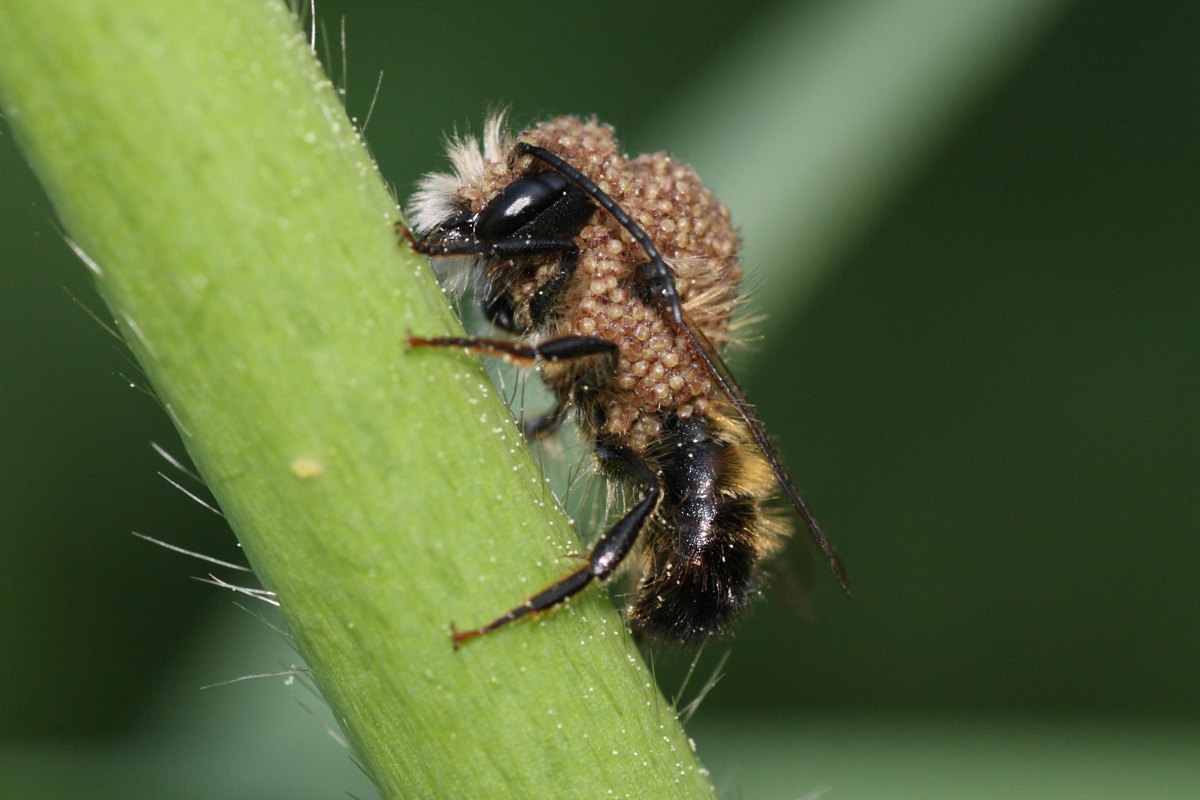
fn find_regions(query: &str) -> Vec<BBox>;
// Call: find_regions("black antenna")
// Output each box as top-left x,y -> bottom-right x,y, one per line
516,142 -> 685,325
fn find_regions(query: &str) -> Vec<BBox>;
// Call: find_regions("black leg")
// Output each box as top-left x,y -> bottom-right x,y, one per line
527,249 -> 578,327
406,221 -> 581,329
412,232 -> 578,264
452,438 -> 661,645
481,288 -> 519,332
407,334 -> 617,368
411,231 -> 580,330
523,399 -> 569,440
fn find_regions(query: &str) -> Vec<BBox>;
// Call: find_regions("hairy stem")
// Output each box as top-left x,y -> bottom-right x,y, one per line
0,1 -> 712,797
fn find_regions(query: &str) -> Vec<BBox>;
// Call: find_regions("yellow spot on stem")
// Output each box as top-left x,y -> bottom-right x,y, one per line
290,456 -> 325,479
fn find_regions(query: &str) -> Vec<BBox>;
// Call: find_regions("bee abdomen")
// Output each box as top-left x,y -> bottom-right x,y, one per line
629,414 -> 766,640
631,507 -> 761,641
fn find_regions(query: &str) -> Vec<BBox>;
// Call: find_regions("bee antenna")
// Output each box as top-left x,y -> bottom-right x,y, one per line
515,142 -> 685,325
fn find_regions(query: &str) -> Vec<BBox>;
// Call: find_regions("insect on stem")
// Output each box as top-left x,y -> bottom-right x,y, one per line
408,114 -> 848,643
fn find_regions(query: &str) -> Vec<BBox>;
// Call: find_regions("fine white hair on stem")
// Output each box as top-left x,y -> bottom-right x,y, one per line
156,471 -> 225,517
294,695 -> 352,749
133,531 -> 250,571
360,68 -> 384,134
63,285 -> 122,342
678,649 -> 732,725
64,235 -> 103,276
150,440 -> 202,482
195,574 -> 279,606
231,600 -> 294,642
201,667 -> 309,690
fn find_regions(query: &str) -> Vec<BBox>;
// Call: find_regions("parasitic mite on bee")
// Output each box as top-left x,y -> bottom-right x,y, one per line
404,114 -> 847,644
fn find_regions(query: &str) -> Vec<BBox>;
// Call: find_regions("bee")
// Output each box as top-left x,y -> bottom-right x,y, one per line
406,114 -> 847,643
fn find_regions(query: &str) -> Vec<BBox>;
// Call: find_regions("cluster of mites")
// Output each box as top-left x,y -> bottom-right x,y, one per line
421,115 -> 743,451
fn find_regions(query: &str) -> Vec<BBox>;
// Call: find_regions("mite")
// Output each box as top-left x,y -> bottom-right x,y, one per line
406,114 -> 847,643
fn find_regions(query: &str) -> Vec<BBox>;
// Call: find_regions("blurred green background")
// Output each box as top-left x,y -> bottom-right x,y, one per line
2,0 -> 1196,797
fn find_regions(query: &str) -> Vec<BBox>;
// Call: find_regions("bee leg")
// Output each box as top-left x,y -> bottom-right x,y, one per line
406,334 -> 617,369
527,249 -> 577,326
410,232 -> 580,328
411,231 -> 578,264
522,399 -> 568,441
480,288 -> 519,332
452,439 -> 660,646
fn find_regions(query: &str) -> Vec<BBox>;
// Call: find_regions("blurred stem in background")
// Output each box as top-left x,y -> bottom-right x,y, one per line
654,0 -> 1072,321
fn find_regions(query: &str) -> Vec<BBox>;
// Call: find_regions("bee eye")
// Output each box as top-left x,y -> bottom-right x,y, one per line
474,172 -> 573,240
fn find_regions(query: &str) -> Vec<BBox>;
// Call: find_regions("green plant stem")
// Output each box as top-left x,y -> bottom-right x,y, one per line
0,1 -> 712,797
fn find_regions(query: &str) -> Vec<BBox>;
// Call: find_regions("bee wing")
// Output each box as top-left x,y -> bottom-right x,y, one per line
672,316 -> 850,594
